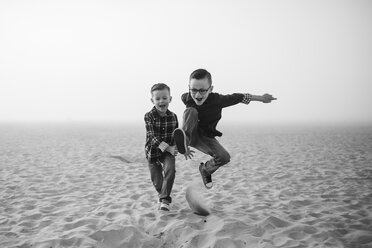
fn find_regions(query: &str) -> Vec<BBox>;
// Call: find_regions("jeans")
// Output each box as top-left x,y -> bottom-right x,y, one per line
148,152 -> 175,203
182,107 -> 230,175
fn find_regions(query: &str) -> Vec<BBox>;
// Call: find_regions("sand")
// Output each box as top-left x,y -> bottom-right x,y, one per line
1,124 -> 372,248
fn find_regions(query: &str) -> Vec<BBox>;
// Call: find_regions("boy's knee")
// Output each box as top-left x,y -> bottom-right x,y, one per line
222,152 -> 231,165
165,167 -> 176,175
164,163 -> 176,176
184,107 -> 198,116
216,151 -> 230,166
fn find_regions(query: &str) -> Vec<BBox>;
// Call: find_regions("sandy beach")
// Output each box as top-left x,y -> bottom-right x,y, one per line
1,123 -> 372,248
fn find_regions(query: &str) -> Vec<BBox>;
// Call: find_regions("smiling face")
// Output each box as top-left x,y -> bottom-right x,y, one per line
151,88 -> 172,116
189,77 -> 213,106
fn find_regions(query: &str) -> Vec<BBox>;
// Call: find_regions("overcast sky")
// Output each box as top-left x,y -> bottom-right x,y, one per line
1,0 -> 371,125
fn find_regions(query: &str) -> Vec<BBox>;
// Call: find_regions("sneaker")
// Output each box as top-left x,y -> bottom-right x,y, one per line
159,202 -> 170,211
173,128 -> 187,154
199,163 -> 213,189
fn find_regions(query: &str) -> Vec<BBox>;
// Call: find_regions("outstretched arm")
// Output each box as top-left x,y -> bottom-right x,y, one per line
250,94 -> 277,103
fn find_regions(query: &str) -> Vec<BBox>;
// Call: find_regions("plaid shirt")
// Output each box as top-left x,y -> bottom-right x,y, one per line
144,107 -> 178,164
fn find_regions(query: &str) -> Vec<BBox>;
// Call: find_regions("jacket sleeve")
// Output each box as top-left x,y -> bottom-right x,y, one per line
218,93 -> 245,108
181,93 -> 189,105
175,114 -> 179,129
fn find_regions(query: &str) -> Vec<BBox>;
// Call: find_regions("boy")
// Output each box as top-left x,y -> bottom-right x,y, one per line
174,69 -> 277,189
144,83 -> 179,211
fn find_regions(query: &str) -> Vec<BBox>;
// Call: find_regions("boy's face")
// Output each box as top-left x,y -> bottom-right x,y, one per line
189,77 -> 213,106
151,89 -> 172,115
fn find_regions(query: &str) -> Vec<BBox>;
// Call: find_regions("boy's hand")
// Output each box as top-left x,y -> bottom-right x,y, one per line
166,145 -> 178,156
184,147 -> 195,160
262,94 -> 277,103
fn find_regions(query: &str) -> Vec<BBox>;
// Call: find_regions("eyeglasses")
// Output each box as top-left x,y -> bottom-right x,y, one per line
189,86 -> 211,95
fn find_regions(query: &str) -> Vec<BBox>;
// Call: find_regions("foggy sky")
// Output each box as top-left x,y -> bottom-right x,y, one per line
1,0 -> 371,125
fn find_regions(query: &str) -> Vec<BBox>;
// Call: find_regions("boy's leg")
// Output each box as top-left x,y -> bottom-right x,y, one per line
174,107 -> 198,154
194,136 -> 231,188
195,136 -> 231,171
148,162 -> 163,195
182,107 -> 199,146
158,153 -> 175,205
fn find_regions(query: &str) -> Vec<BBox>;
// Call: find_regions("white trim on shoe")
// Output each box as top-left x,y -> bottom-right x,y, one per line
159,202 -> 170,211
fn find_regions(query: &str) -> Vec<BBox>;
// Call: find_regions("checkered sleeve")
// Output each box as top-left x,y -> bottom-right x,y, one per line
158,142 -> 169,152
242,93 -> 252,104
144,114 -> 162,147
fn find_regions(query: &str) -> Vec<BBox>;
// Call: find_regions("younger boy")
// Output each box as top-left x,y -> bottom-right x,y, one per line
144,83 -> 179,211
174,69 -> 277,189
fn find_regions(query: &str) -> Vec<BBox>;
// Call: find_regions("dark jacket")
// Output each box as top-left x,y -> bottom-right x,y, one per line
181,92 -> 244,137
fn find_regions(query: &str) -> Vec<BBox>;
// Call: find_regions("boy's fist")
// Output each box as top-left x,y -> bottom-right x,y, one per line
262,94 -> 277,103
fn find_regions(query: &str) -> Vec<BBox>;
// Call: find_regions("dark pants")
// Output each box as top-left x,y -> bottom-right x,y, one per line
182,107 -> 230,175
148,153 -> 175,203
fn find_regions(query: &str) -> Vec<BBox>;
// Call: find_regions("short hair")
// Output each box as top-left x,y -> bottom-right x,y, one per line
150,83 -> 170,95
189,69 -> 212,85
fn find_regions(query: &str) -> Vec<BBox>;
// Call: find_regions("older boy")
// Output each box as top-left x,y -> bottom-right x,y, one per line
174,69 -> 277,189
144,83 -> 179,211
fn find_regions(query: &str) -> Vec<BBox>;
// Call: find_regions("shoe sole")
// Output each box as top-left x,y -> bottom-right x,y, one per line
160,205 -> 170,211
174,128 -> 187,154
199,164 -> 213,189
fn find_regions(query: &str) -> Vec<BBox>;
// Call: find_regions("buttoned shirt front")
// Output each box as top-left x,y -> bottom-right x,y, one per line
144,107 -> 178,164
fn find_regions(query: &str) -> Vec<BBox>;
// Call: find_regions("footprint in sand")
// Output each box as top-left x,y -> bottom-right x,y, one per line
108,155 -> 131,163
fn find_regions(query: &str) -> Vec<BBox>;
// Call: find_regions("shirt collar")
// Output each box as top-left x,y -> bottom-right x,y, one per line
151,106 -> 171,118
